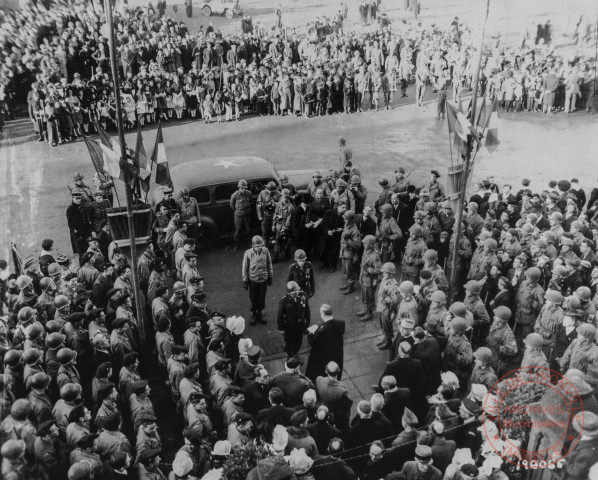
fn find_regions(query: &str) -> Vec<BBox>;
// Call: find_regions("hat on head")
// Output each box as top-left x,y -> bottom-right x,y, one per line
450,317 -> 467,334
493,306 -> 512,321
545,290 -> 563,304
402,407 -> 418,427
415,444 -> 433,463
473,347 -> 493,364
524,333 -> 544,348
460,464 -> 480,478
462,397 -> 482,415
431,170 -> 441,178
464,280 -> 482,295
572,411 -> 598,437
577,323 -> 597,340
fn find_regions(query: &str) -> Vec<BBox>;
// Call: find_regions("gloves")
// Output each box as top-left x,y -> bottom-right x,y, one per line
243,281 -> 249,290
267,277 -> 272,286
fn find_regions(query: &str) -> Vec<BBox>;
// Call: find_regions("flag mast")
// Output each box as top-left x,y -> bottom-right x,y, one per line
103,0 -> 147,355
448,0 -> 491,302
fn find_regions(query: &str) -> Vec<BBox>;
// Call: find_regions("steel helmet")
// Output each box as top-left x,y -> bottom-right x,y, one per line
450,317 -> 467,334
525,267 -> 541,282
47,263 -> 62,277
294,249 -> 307,260
575,286 -> 592,302
237,179 -> 248,188
578,323 -> 597,340
473,347 -> 493,364
493,306 -> 512,321
57,347 -> 77,365
1,439 -> 26,461
10,399 -> 32,420
173,281 -> 186,293
45,320 -> 63,333
68,461 -> 92,480
399,281 -> 415,296
424,202 -> 437,213
23,348 -> 43,365
4,349 -> 23,367
362,235 -> 376,248
335,179 -> 348,188
30,372 -> 51,390
381,262 -> 396,274
54,295 -> 71,310
342,210 -> 356,221
16,275 -> 32,291
17,306 -> 36,322
251,235 -> 264,246
524,333 -> 544,348
266,181 -> 277,191
413,210 -> 426,220
380,204 -> 393,215
350,175 -> 361,184
423,249 -> 438,262
45,332 -> 66,349
40,277 -> 54,292
430,290 -> 446,304
60,383 -> 81,402
409,225 -> 424,237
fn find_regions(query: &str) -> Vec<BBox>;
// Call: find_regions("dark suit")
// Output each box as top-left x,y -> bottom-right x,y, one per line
344,417 -> 384,476
241,380 -> 270,416
269,372 -> 314,407
305,319 -> 345,382
92,274 -> 114,309
412,336 -> 442,395
382,388 -> 411,434
311,455 -> 357,480
315,376 -> 352,433
430,436 -> 457,473
381,356 -> 427,421
307,420 -> 341,454
256,404 -> 296,429
399,460 -> 442,480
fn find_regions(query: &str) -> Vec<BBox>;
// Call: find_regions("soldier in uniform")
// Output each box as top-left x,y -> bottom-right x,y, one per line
349,175 -> 368,215
338,136 -> 352,169
272,189 -> 295,262
469,347 -> 498,393
442,317 -> 473,394
521,333 -> 549,370
287,249 -> 315,298
401,224 -> 427,283
421,170 -> 445,203
155,187 -> 177,213
256,182 -> 279,247
330,178 -> 355,212
230,180 -> 253,252
533,290 -> 563,361
377,204 -> 402,263
463,280 -> 490,349
357,235 -> 381,322
177,187 -> 201,241
92,169 -> 114,206
320,202 -> 345,272
339,210 -> 362,295
514,267 -> 545,348
376,262 -> 401,350
242,236 -> 273,325
486,306 -> 518,377
558,323 -> 598,374
72,172 -> 94,204
307,171 -> 331,198
391,167 -> 411,200
89,192 -> 110,235
277,281 -> 311,357
374,177 -> 392,218
66,189 -> 92,258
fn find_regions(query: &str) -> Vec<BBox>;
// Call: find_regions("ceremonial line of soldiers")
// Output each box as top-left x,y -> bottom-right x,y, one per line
4,144 -> 598,480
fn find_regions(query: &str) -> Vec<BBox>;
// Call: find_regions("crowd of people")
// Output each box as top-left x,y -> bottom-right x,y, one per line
3,131 -> 598,480
0,0 -> 594,146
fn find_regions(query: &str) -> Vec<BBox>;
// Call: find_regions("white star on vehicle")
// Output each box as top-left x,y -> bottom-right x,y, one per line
214,159 -> 239,169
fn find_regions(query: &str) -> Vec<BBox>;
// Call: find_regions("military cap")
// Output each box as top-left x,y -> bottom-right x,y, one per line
71,188 -> 83,198
56,254 -> 70,265
415,444 -> 433,463
191,292 -> 207,303
431,170 -> 441,178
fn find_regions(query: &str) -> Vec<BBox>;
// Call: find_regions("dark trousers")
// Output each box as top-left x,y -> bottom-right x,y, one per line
249,279 -> 268,313
284,329 -> 303,356
234,213 -> 251,247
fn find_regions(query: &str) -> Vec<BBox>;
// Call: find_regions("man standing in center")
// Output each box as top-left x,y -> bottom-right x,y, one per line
305,304 -> 345,382
242,236 -> 273,326
230,179 -> 253,253
357,235 -> 382,322
277,281 -> 311,357
339,210 -> 362,295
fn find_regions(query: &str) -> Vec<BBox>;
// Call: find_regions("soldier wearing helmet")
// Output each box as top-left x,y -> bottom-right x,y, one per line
470,347 -> 498,393
463,280 -> 490,350
34,277 -> 57,323
391,167 -> 411,200
56,348 -> 81,391
487,306 -> 518,377
533,290 -> 564,361
442,317 -> 473,389
514,267 -> 545,344
277,175 -> 297,203
401,224 -> 428,282
320,201 -> 346,272
521,333 -> 549,371
230,179 -> 253,252
66,187 -> 93,258
306,171 -> 331,198
272,188 -> 295,262
422,202 -> 442,248
0,399 -> 36,456
277,281 -> 311,357
374,177 -> 392,218
256,181 -> 281,247
376,263 -> 400,350
1,439 -> 26,479
467,237 -> 501,282
242,236 -> 273,325
288,249 -> 315,298
377,203 -> 402,264
348,175 -> 367,214
15,275 -> 37,311
330,178 -> 354,212
358,235 -> 382,322
339,210 -> 361,295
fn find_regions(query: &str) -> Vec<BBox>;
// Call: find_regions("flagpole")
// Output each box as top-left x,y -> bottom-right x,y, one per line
448,0 -> 490,303
104,0 -> 147,359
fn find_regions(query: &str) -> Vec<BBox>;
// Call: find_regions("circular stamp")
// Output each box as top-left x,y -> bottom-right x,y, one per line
482,366 -> 584,470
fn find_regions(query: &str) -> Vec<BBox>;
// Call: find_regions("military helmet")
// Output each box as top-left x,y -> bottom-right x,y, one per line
4,349 -> 23,367
46,332 -> 66,349
237,179 -> 248,188
39,277 -> 54,292
430,290 -> 446,304
30,372 -> 52,390
251,235 -> 264,246
473,347 -> 493,364
335,179 -> 348,188
16,275 -> 32,291
17,306 -> 36,323
266,181 -> 277,191
23,348 -> 43,365
280,188 -> 290,197
294,249 -> 307,260
57,347 -> 77,365
60,383 -> 81,402
380,204 -> 393,215
362,235 -> 376,248
173,281 -> 186,293
524,333 -> 544,348
68,461 -> 92,480
342,210 -> 356,221
54,295 -> 71,310
1,439 -> 26,460
10,399 -> 32,420
381,262 -> 396,274
350,175 -> 361,184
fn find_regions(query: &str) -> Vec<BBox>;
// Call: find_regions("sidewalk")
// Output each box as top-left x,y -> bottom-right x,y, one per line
262,332 -> 389,415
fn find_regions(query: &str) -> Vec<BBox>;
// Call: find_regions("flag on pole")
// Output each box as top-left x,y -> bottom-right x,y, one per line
10,242 -> 23,276
82,134 -> 105,176
95,123 -> 124,181
134,126 -> 152,193
151,122 -> 172,188
481,99 -> 500,153
446,102 -> 469,159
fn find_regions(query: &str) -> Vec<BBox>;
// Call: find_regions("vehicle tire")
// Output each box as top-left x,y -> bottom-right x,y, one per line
225,8 -> 234,19
202,5 -> 211,16
198,217 -> 220,247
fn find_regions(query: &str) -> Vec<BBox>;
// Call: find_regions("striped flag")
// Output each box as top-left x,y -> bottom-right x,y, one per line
82,134 -> 106,176
95,123 -> 124,181
481,99 -> 500,153
134,126 -> 152,193
10,242 -> 23,276
151,122 -> 172,188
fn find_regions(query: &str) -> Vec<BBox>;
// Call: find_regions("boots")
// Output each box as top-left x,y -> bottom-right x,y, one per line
356,307 -> 368,317
377,339 -> 391,350
361,310 -> 374,321
250,312 -> 257,326
339,284 -> 348,291
375,337 -> 387,346
342,283 -> 354,295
